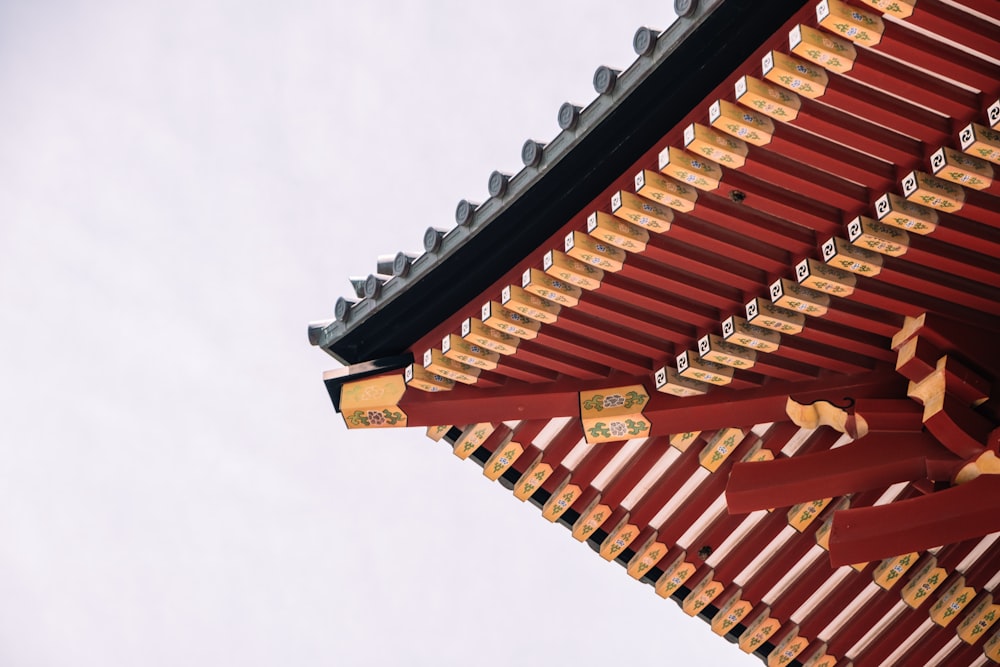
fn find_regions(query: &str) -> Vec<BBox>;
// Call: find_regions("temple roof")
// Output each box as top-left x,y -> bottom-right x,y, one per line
312,1 -> 1000,664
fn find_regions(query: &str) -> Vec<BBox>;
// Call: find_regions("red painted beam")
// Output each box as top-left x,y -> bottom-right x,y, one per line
397,378 -> 582,426
665,211 -> 793,275
829,475 -> 1000,566
485,355 -> 560,384
804,297 -> 904,337
775,90 -> 923,166
933,188 -> 1000,230
864,260 -> 1000,317
655,464 -> 737,548
923,393 -> 995,459
949,0 -> 1000,21
569,439 -> 632,488
532,325 -> 652,377
753,118 -> 897,189
846,272 -> 1000,327
798,318 -> 895,362
728,149 -> 871,213
643,236 -> 767,293
594,273 -> 718,331
599,438 -> 670,508
712,509 -> 791,583
511,341 -> 609,381
885,233 -> 1000,289
772,334 -> 877,375
539,420 -> 584,465
654,432 -> 763,546
903,0 -> 1000,60
726,432 -> 957,514
628,442 -> 705,527
868,17 -> 1000,94
933,211 -> 1000,260
764,485 -> 888,620
735,352 -> 821,383
851,398 -> 925,432
642,371 -> 906,435
893,311 -> 1000,377
556,308 -> 670,360
799,559 -> 887,644
572,291 -> 695,344
834,39 -> 982,120
689,192 -> 817,254
624,253 -> 746,309
715,170 -> 845,235
813,66 -> 952,144
537,464 -> 571,496
509,420 -> 552,450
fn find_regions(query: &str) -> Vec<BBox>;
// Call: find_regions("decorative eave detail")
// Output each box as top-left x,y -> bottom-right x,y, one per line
626,537 -> 668,579
501,285 -> 562,324
405,363 -> 455,393
789,23 -> 857,74
873,193 -> 938,234
816,0 -> 885,47
930,146 -> 994,190
785,395 -> 865,438
711,589 -> 752,635
442,334 -> 500,370
461,317 -> 520,355
658,146 -> 723,190
846,216 -> 909,256
633,168 -> 698,211
541,482 -> 581,522
423,348 -> 480,385
543,249 -> 605,291
483,439 -> 524,481
959,122 -> 1000,165
654,552 -> 696,599
339,374 -> 408,429
708,98 -> 775,146
579,384 -> 651,444
452,422 -> 497,460
681,569 -> 723,616
564,230 -> 626,273
956,593 -> 999,644
762,49 -> 829,99
513,456 -> 553,501
767,627 -> 808,667
683,122 -> 749,167
900,555 -> 948,609
871,551 -> 918,590
521,267 -> 582,307
739,607 -> 781,654
746,297 -> 805,334
699,427 -> 746,472
608,191 -> 673,232
654,366 -> 711,397
698,334 -> 758,370
572,496 -> 611,542
928,576 -> 975,627
676,350 -> 734,386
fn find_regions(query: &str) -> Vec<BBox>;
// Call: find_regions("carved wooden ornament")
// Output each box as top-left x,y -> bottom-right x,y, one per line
340,374 -> 408,429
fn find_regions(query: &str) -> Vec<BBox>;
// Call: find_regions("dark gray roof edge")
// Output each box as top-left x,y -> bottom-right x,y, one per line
314,0 -> 806,366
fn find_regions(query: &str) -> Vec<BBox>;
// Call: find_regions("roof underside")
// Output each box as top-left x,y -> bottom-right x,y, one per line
315,0 -> 806,365
315,1 -> 1000,665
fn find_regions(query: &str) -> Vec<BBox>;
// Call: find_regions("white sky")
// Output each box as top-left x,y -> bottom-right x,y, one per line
1,1 -> 757,664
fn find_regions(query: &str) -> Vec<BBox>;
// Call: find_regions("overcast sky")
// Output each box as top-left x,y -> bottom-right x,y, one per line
1,1 -> 756,664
